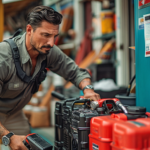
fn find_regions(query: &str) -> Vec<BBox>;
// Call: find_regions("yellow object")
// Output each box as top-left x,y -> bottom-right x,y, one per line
95,58 -> 102,64
74,103 -> 84,105
100,11 -> 114,34
0,0 -> 4,42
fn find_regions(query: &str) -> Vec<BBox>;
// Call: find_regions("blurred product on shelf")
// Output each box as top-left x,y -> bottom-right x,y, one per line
100,11 -> 114,34
102,0 -> 110,9
24,105 -> 50,128
79,78 -> 127,99
115,93 -> 136,106
55,6 -> 74,46
93,79 -> 119,91
75,29 -> 93,65
42,70 -> 53,95
65,39 -> 115,89
97,39 -> 115,60
53,73 -> 65,94
61,7 -> 74,34
64,85 -> 80,98
23,84 -> 55,128
102,0 -> 115,9
88,60 -> 116,82
30,97 -> 40,106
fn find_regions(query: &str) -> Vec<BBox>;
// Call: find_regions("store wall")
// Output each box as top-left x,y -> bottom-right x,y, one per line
134,0 -> 150,111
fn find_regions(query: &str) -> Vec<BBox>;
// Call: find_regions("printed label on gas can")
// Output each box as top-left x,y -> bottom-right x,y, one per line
129,121 -> 145,127
92,143 -> 99,150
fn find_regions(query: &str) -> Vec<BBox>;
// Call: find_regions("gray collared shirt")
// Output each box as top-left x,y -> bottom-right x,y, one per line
0,33 -> 90,115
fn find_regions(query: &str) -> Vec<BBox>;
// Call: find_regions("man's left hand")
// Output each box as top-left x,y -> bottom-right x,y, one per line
83,89 -> 101,101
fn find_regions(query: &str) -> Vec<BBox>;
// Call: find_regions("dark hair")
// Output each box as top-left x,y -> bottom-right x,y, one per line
27,6 -> 62,30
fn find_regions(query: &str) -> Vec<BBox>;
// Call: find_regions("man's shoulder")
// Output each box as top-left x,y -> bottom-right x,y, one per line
52,45 -> 60,51
49,45 -> 63,55
0,41 -> 12,63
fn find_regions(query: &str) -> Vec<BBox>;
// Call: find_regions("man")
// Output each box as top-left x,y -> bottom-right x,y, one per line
0,6 -> 100,150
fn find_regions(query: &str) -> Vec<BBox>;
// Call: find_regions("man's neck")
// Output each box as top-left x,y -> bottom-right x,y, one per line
26,34 -> 39,60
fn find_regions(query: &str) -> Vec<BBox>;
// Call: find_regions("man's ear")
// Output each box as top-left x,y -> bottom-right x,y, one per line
26,24 -> 33,35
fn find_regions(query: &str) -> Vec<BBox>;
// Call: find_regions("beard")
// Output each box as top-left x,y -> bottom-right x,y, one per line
30,35 -> 52,55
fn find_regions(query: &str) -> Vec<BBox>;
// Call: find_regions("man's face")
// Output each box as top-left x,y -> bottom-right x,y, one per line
29,21 -> 59,55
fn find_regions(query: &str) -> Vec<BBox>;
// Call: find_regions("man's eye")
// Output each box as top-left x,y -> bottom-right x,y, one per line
54,35 -> 58,39
44,34 -> 49,37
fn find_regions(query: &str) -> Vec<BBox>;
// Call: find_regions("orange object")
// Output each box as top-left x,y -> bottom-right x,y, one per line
61,7 -> 74,34
55,7 -> 74,45
100,11 -> 114,34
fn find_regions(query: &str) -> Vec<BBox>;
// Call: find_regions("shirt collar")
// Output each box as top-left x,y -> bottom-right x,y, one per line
17,32 -> 30,64
16,32 -> 47,64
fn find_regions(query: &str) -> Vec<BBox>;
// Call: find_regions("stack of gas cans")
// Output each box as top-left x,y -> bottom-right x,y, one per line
89,107 -> 150,150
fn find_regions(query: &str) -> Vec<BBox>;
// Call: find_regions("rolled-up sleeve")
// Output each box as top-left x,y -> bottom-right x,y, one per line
47,45 -> 91,87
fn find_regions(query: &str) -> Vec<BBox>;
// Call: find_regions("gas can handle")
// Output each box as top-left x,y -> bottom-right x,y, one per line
51,91 -> 80,104
103,100 -> 120,114
51,91 -> 66,100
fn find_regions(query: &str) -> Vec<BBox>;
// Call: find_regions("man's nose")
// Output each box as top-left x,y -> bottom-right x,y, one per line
47,37 -> 55,47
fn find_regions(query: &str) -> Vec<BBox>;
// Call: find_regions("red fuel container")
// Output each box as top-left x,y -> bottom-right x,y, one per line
89,115 -> 122,150
89,112 -> 150,150
111,118 -> 150,150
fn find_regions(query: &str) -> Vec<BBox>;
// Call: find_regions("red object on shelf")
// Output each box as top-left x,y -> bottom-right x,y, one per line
75,30 -> 92,65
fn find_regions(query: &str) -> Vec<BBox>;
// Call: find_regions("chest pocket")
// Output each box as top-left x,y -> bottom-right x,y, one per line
8,82 -> 23,90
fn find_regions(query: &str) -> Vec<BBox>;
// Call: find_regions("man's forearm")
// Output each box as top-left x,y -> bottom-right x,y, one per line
79,78 -> 91,90
0,122 -> 9,139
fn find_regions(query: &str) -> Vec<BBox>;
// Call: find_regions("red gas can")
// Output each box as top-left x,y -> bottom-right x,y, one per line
89,115 -> 120,150
89,111 -> 150,150
111,118 -> 150,150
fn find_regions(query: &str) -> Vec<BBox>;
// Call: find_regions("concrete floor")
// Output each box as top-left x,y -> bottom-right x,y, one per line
31,126 -> 55,146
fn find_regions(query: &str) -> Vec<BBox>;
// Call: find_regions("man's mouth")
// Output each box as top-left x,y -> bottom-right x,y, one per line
43,47 -> 50,50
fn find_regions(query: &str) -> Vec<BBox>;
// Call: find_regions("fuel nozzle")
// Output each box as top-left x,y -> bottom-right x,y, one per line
115,101 -> 128,113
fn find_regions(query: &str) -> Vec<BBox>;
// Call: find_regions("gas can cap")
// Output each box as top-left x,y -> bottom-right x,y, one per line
127,106 -> 146,115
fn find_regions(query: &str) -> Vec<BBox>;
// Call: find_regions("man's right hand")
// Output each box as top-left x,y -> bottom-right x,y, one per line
9,135 -> 28,150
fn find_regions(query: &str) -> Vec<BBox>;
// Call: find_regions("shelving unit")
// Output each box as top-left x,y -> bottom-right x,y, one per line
92,31 -> 116,40
90,0 -> 116,82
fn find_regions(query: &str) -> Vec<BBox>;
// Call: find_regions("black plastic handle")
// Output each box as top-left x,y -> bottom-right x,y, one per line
126,75 -> 135,96
51,91 -> 66,100
63,97 -> 80,106
23,140 -> 31,150
103,100 -> 120,114
72,99 -> 90,110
